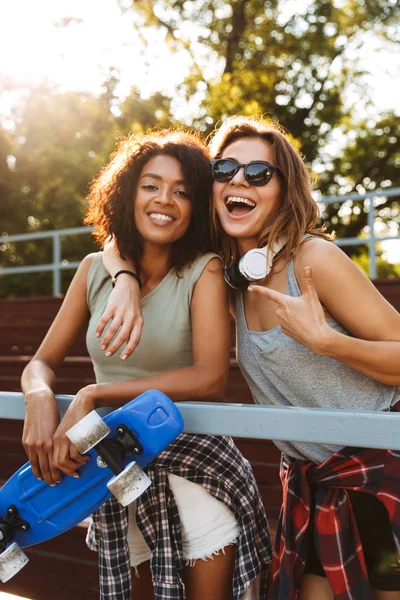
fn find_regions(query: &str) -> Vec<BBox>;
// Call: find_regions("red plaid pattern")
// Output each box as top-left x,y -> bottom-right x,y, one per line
273,405 -> 400,599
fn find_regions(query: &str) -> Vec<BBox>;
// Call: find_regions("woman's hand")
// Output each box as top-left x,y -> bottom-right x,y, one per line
96,275 -> 144,360
23,390 -> 61,485
248,267 -> 334,355
52,385 -> 96,477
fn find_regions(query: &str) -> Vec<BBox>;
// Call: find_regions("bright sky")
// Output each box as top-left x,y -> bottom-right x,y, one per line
0,0 -> 190,110
0,0 -> 399,263
1,0 -> 398,114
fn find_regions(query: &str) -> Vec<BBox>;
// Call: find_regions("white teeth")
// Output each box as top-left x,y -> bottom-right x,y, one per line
149,213 -> 173,222
226,196 -> 256,208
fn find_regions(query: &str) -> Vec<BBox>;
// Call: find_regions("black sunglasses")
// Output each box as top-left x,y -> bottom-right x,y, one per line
210,158 -> 279,186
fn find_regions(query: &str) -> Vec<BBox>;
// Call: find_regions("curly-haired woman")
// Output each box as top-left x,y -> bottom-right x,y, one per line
21,130 -> 272,600
100,117 -> 400,600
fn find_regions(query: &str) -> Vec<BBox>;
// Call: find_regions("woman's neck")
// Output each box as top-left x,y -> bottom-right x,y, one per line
138,244 -> 172,285
237,237 -> 259,254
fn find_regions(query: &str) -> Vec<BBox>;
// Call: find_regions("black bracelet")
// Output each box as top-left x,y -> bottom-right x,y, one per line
111,270 -> 142,289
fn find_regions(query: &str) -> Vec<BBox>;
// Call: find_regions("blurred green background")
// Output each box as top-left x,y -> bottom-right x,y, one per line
1,0 -> 399,297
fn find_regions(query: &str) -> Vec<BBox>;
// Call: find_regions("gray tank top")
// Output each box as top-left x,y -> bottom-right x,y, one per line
236,249 -> 400,463
86,252 -> 219,384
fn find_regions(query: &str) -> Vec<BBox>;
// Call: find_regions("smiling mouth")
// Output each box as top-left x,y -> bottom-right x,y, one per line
225,196 -> 256,216
148,212 -> 175,224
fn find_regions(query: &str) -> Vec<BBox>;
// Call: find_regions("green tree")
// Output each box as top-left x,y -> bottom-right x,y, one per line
1,1 -> 399,296
121,0 -> 400,275
317,112 -> 400,269
0,83 -> 112,297
0,80 -> 175,297
0,125 -> 21,233
125,1 -> 398,148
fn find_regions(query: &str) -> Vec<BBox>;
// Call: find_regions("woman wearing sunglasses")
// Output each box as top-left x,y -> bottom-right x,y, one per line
98,116 -> 400,600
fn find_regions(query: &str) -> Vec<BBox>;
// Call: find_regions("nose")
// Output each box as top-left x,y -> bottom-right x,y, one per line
156,186 -> 174,205
229,166 -> 249,187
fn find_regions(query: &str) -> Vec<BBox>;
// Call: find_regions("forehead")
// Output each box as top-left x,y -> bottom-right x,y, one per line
140,154 -> 184,179
221,137 -> 275,163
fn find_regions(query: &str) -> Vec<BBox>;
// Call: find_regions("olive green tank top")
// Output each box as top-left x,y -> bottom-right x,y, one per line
86,252 -> 219,384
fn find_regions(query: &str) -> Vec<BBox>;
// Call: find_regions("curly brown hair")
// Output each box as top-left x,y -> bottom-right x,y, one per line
85,129 -> 214,272
208,115 -> 332,267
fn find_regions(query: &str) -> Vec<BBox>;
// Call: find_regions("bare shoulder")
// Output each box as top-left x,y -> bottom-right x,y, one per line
80,252 -> 97,272
294,237 -> 366,291
294,237 -> 400,340
203,256 -> 223,274
65,253 -> 98,293
194,256 -> 224,286
296,237 -> 351,270
192,256 -> 227,303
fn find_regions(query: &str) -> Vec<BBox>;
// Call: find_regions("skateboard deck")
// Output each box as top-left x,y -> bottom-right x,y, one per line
0,390 -> 183,582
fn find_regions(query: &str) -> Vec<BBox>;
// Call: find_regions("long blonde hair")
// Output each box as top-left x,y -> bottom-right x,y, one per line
208,115 -> 332,267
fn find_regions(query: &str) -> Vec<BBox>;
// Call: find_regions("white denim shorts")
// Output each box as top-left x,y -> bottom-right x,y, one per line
128,472 -> 240,566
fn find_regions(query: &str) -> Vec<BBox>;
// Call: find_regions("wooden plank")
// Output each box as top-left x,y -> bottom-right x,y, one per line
0,525 -> 99,600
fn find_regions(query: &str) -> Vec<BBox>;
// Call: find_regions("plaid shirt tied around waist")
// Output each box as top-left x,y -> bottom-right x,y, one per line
87,433 -> 272,600
274,405 -> 400,600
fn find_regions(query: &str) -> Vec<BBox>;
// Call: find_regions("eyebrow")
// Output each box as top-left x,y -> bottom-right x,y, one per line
140,173 -> 186,185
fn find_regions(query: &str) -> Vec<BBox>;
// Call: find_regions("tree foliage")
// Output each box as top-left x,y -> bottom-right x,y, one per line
127,0 -> 399,155
0,80 -> 174,296
124,0 -> 400,269
0,0 -> 399,297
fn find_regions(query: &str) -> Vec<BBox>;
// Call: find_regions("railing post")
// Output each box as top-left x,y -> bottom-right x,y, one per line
368,196 -> 377,279
52,233 -> 61,296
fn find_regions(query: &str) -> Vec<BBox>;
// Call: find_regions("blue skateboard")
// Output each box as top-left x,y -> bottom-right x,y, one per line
0,390 -> 184,582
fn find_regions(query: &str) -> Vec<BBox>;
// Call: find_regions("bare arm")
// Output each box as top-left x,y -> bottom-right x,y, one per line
52,258 -> 231,472
249,239 -> 400,386
96,257 -> 230,405
21,255 -> 94,483
96,239 -> 143,358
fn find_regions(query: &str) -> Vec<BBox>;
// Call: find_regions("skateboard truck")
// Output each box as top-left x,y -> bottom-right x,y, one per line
95,424 -> 143,475
0,506 -> 30,554
93,424 -> 150,505
66,410 -> 151,506
0,507 -> 30,583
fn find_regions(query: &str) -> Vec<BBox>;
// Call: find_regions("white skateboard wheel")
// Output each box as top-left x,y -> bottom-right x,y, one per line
66,410 -> 110,454
0,542 -> 29,583
107,462 -> 151,506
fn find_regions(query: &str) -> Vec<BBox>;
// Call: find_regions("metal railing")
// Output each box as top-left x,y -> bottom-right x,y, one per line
0,188 -> 399,294
318,187 -> 400,279
0,226 -> 93,295
1,392 -> 400,450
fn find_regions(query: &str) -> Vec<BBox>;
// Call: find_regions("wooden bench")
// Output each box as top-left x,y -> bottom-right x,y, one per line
0,296 -> 281,598
0,278 -> 398,598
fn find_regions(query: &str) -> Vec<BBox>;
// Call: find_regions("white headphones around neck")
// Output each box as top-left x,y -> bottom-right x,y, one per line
223,239 -> 286,289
